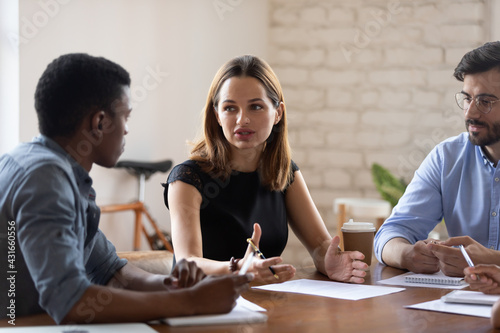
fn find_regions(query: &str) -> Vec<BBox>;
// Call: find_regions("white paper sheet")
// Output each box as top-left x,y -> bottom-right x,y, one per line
406,299 -> 492,318
253,278 -> 405,300
163,296 -> 267,327
237,296 -> 267,311
377,271 -> 469,289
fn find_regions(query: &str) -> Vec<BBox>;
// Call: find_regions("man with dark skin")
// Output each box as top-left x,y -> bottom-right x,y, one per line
0,53 -> 252,324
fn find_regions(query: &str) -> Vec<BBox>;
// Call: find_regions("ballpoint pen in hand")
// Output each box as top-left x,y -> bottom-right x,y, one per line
247,238 -> 279,279
460,244 -> 479,280
459,245 -> 474,268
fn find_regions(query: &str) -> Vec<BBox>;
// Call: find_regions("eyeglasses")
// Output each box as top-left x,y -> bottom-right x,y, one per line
455,92 -> 500,114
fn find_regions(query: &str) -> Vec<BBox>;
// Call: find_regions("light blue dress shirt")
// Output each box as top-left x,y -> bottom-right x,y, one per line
0,135 -> 126,323
375,132 -> 500,263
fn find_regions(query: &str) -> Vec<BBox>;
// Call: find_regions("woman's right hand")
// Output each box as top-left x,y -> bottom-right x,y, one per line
241,223 -> 296,283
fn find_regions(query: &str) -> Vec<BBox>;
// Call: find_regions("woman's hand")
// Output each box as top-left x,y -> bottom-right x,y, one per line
464,264 -> 500,294
324,236 -> 367,283
240,223 -> 296,283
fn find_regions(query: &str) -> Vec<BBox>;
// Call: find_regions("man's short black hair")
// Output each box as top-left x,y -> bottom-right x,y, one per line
35,53 -> 131,138
454,41 -> 500,82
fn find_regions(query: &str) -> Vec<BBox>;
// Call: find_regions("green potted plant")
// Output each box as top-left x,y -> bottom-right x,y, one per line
371,163 -> 407,207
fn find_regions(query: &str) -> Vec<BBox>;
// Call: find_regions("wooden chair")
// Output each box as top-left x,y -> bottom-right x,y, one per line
100,160 -> 174,252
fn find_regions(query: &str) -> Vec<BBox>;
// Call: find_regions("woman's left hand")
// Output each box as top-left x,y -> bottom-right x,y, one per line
324,236 -> 367,283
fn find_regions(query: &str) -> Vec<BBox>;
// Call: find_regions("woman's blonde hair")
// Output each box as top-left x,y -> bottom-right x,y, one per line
190,55 -> 292,191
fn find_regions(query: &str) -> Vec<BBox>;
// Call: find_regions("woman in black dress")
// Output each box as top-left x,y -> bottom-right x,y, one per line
164,55 -> 367,284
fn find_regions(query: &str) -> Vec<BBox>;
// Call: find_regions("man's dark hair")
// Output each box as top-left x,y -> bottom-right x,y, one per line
35,53 -> 131,138
454,41 -> 500,82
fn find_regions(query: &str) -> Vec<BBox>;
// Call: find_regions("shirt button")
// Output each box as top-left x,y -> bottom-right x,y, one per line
491,246 -> 495,250
496,177 -> 500,182
493,212 -> 498,217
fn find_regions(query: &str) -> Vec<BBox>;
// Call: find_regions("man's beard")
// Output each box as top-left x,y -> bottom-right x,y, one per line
466,119 -> 500,146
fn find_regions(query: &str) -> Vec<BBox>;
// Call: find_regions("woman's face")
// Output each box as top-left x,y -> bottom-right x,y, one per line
215,76 -> 282,154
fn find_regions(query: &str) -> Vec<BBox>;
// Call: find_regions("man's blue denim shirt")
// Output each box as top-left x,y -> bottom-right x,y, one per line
0,135 -> 126,323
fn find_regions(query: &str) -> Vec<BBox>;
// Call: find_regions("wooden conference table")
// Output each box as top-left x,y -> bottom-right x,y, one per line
2,262 -> 498,333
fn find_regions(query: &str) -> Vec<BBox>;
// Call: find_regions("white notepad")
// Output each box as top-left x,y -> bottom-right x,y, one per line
377,271 -> 468,289
404,271 -> 465,286
0,323 -> 157,332
442,290 -> 500,305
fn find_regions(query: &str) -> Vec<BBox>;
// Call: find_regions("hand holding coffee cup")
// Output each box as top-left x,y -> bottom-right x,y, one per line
341,219 -> 376,266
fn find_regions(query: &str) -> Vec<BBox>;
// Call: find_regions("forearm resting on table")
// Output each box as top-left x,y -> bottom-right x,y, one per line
107,263 -> 169,291
381,237 -> 412,269
62,284 -> 195,324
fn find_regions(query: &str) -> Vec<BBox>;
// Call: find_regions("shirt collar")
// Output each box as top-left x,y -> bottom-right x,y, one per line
33,135 -> 93,188
478,145 -> 496,168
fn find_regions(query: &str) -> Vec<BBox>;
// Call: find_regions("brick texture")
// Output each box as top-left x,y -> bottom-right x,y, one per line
269,0 -> 488,264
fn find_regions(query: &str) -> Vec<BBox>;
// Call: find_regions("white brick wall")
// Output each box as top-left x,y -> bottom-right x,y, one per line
269,0 -> 489,265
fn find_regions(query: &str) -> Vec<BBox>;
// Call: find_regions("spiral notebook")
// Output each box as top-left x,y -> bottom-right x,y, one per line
404,271 -> 465,286
377,271 -> 468,289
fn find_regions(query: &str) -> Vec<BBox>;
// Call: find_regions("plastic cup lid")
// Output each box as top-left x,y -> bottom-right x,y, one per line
341,219 -> 376,232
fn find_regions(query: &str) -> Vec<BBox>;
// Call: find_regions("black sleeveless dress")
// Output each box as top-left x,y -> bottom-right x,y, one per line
163,160 -> 298,261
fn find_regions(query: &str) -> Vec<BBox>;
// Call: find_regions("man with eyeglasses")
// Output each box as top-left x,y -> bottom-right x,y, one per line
374,41 -> 500,276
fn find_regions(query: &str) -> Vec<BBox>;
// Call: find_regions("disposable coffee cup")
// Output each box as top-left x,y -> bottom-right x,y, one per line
341,219 -> 376,266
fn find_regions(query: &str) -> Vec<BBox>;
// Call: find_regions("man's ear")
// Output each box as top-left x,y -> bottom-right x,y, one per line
91,111 -> 106,132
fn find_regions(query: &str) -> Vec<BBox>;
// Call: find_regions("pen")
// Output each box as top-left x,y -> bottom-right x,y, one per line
459,244 -> 479,280
459,245 -> 474,267
247,238 -> 279,279
238,252 -> 255,275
